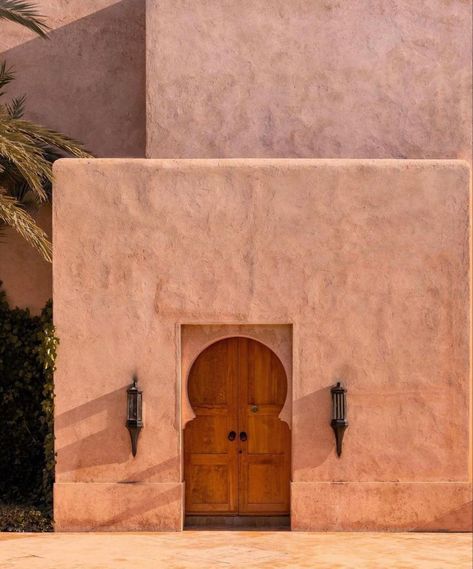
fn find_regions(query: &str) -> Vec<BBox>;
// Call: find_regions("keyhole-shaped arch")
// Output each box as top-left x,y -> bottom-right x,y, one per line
187,337 -> 288,416
184,337 -> 291,516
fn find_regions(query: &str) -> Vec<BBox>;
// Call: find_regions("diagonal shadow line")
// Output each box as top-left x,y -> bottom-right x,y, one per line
1,0 -> 146,158
56,427 -> 129,472
56,387 -> 180,476
415,500 -> 473,532
121,456 -> 180,482
55,386 -> 127,430
58,484 -> 182,529
292,386 -> 334,469
94,485 -> 181,529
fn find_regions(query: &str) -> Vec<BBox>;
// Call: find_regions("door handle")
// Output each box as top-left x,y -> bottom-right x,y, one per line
227,431 -> 236,441
239,431 -> 247,442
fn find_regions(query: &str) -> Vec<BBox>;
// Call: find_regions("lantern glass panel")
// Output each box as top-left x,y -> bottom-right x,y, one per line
127,395 -> 132,420
136,392 -> 142,421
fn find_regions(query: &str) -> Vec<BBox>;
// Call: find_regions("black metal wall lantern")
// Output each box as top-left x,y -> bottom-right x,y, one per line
126,377 -> 143,457
330,381 -> 348,457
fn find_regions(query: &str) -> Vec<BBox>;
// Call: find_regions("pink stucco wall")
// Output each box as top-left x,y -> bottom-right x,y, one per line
53,158 -> 471,531
2,1 -> 471,313
0,0 -> 145,312
146,0 -> 472,160
0,0 -> 145,158
0,205 -> 51,314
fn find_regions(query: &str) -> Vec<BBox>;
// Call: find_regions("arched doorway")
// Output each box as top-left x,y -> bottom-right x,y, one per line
184,337 -> 291,520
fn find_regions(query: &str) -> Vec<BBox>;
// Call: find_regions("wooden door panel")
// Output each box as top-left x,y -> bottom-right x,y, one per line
240,455 -> 290,513
185,338 -> 238,514
247,407 -> 289,454
247,341 -> 287,405
188,339 -> 233,405
185,413 -> 230,454
186,454 -> 237,513
238,338 -> 290,515
185,337 -> 290,516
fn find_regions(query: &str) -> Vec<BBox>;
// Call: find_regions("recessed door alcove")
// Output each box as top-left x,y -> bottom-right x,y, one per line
183,335 -> 291,528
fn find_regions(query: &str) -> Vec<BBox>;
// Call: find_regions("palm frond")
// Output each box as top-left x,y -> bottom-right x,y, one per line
0,118 -> 51,200
0,0 -> 49,38
0,155 -> 35,201
12,118 -> 91,158
0,61 -> 15,96
5,94 -> 26,118
0,111 -> 92,207
0,191 -> 51,262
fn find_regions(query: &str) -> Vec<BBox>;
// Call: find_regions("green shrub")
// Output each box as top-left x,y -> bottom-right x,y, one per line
0,504 -> 52,532
0,283 -> 57,528
37,299 -> 56,515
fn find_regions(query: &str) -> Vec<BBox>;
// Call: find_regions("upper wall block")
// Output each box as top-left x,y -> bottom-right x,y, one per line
146,0 -> 472,160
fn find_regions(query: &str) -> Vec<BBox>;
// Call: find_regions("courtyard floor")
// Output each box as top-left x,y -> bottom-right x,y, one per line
0,531 -> 471,568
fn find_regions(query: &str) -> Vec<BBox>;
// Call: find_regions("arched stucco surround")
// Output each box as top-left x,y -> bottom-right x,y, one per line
180,325 -> 292,430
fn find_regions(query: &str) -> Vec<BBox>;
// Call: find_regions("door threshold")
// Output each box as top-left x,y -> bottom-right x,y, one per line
184,515 -> 290,531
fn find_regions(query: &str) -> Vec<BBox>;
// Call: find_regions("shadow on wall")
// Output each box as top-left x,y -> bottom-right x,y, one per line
55,386 -> 131,474
292,386 -> 335,470
417,501 -> 473,532
94,484 -> 181,530
55,385 -> 179,482
0,0 -> 146,157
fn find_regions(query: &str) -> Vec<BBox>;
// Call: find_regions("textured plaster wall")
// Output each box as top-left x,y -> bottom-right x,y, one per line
0,0 -> 146,312
0,0 -> 146,157
147,0 -> 472,160
53,159 -> 471,531
3,0 -> 472,313
0,205 -> 51,314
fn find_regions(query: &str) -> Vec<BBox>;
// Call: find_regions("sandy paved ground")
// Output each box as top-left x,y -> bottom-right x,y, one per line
0,531 -> 471,568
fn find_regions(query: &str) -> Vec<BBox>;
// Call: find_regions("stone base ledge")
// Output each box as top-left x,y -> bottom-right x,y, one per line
291,482 -> 472,532
54,482 -> 183,531
55,481 -> 472,532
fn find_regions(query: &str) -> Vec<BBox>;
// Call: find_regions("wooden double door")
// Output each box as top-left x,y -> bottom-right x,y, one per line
184,337 -> 290,515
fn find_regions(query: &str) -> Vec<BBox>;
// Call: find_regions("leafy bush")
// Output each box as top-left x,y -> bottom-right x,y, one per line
0,504 -> 51,532
0,282 -> 57,529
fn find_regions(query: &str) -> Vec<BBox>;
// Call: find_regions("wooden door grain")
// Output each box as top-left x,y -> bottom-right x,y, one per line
238,338 -> 291,514
184,337 -> 290,516
184,338 -> 239,513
